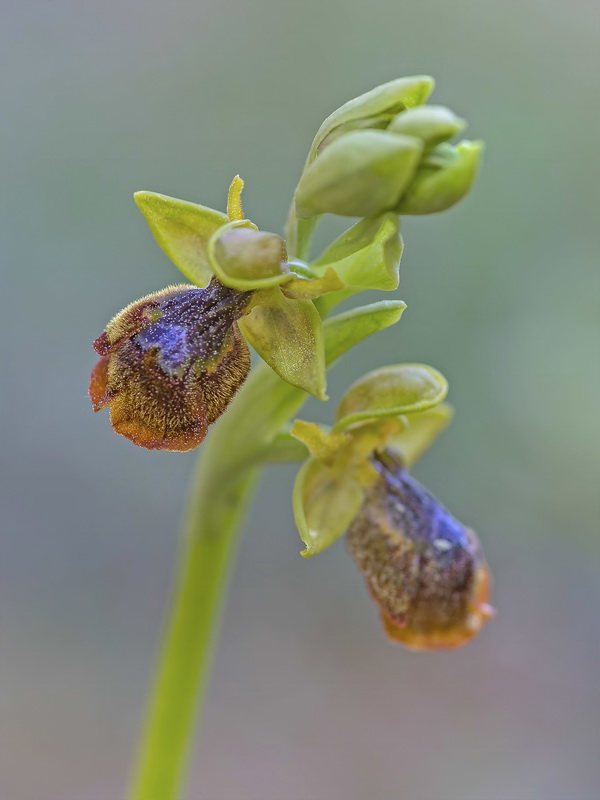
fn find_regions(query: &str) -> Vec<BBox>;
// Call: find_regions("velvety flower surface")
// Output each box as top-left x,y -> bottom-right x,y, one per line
346,450 -> 493,650
90,279 -> 251,451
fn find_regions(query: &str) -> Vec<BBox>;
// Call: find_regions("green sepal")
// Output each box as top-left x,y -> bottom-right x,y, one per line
312,214 -> 402,291
323,300 -> 406,364
396,140 -> 483,215
388,403 -> 454,467
308,75 -> 435,162
335,363 -> 448,430
134,191 -> 228,286
295,130 -> 423,219
239,289 -> 327,400
388,105 -> 466,150
293,457 -> 364,557
207,220 -> 292,290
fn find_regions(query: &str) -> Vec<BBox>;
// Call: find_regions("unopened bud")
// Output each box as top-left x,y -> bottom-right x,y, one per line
295,130 -> 423,218
388,105 -> 466,150
311,75 -> 435,159
396,140 -> 483,215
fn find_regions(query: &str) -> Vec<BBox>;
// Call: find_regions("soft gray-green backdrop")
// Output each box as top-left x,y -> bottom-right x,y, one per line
2,1 -> 599,799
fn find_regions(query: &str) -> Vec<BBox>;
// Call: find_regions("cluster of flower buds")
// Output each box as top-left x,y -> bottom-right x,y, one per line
291,365 -> 493,649
292,75 -> 483,219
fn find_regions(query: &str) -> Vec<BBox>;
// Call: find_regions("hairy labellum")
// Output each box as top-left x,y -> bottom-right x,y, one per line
89,279 -> 251,451
346,450 -> 493,650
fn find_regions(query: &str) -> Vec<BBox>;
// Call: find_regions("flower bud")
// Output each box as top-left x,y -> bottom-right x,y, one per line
346,450 -> 493,649
396,140 -> 483,215
212,227 -> 289,286
388,105 -> 465,150
90,279 -> 251,451
310,75 -> 435,159
295,130 -> 423,218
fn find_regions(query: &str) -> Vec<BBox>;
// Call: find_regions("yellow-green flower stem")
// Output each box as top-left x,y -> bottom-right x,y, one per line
127,300 -> 406,800
285,205 -> 319,261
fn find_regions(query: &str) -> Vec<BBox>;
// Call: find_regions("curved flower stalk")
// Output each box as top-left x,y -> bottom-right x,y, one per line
89,77 -> 489,800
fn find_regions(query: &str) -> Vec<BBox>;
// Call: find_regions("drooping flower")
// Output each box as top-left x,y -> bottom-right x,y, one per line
290,365 -> 494,649
346,450 -> 494,650
90,279 -> 251,451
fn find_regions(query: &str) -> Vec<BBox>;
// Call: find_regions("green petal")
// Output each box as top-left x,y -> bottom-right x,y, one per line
397,140 -> 484,215
293,458 -> 364,557
239,290 -> 327,400
295,131 -> 423,219
312,214 -> 402,291
335,363 -> 448,430
388,403 -> 454,467
309,76 -> 435,162
134,191 -> 228,286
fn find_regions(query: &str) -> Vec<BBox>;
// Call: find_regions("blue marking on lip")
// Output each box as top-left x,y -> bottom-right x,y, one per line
135,321 -> 191,374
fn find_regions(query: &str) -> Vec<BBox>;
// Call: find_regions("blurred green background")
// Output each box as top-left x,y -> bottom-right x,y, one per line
2,1 -> 599,799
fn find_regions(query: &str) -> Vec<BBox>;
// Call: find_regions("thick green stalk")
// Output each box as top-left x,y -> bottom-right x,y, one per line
127,301 -> 405,800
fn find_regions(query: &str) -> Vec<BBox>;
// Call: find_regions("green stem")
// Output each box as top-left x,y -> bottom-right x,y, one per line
127,457 -> 259,800
285,201 -> 319,261
127,300 -> 404,800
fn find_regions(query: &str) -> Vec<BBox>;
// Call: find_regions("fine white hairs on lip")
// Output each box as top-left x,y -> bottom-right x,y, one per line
433,538 -> 452,551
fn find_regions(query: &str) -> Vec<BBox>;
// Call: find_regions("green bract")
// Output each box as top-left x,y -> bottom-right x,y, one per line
312,213 -> 402,291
